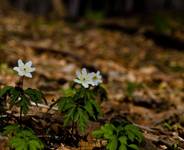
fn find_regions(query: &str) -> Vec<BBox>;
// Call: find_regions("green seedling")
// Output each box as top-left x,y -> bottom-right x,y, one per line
4,124 -> 44,150
93,121 -> 144,150
0,59 -> 45,150
51,68 -> 106,133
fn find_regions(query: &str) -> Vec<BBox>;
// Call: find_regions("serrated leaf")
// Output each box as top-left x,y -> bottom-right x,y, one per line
19,95 -> 30,114
63,107 -> 76,127
10,137 -> 27,150
8,127 -> 44,150
119,144 -> 127,150
92,129 -> 105,138
77,108 -> 89,132
89,99 -> 101,118
3,124 -> 20,136
29,140 -> 44,150
73,109 -> 80,122
0,86 -> 13,97
76,88 -> 86,99
106,136 -> 118,150
119,136 -> 127,145
103,124 -> 116,132
84,100 -> 96,120
10,88 -> 21,104
57,97 -> 75,112
119,136 -> 127,150
124,125 -> 143,143
24,88 -> 43,104
86,90 -> 95,100
93,123 -> 115,140
62,88 -> 76,97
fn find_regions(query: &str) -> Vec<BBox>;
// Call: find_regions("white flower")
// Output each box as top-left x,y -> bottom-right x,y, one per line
90,71 -> 102,86
74,68 -> 93,88
13,59 -> 35,78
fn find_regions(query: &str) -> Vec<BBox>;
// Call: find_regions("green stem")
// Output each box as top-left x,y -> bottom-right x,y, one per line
16,76 -> 24,126
20,106 -> 23,126
71,120 -> 75,135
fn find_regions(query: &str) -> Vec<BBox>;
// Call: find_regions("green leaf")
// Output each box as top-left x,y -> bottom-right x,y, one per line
10,137 -> 27,150
88,99 -> 101,119
93,123 -> 116,140
0,86 -> 13,97
3,124 -> 20,136
92,129 -> 105,139
86,90 -> 95,100
84,100 -> 96,120
124,125 -> 143,143
57,97 -> 75,112
119,136 -> 127,150
10,88 -> 21,104
100,124 -> 116,139
24,88 -> 44,104
7,127 -> 44,150
63,107 -> 76,127
106,136 -> 118,150
20,95 -> 30,114
29,140 -> 44,150
62,88 -> 76,97
93,123 -> 143,150
128,144 -> 139,150
119,144 -> 127,150
77,108 -> 89,132
119,136 -> 127,145
76,87 -> 86,99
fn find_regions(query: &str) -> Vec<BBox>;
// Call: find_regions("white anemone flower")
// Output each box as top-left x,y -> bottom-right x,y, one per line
74,68 -> 93,88
90,71 -> 102,86
13,59 -> 35,78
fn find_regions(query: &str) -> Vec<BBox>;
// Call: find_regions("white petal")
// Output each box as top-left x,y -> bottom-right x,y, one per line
28,67 -> 36,72
89,72 -> 95,77
25,72 -> 32,78
74,79 -> 81,84
13,67 -> 20,72
25,61 -> 32,67
18,71 -> 25,76
18,59 -> 24,67
82,82 -> 89,88
96,71 -> 100,76
82,68 -> 87,76
93,82 -> 98,86
76,70 -> 81,78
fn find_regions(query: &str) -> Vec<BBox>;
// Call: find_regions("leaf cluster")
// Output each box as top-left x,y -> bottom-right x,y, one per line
4,124 -> 44,150
56,87 -> 101,132
93,123 -> 144,150
0,86 -> 45,114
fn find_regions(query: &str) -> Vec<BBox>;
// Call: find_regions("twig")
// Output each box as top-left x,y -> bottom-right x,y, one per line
133,123 -> 157,133
30,101 -> 58,111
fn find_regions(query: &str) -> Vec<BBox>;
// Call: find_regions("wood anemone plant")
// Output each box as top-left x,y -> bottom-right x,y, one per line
0,59 -> 46,150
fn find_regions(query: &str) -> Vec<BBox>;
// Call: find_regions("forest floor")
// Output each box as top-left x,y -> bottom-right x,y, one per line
0,10 -> 184,150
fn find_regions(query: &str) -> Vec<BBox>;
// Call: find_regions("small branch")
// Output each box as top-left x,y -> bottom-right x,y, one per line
30,101 -> 58,111
133,123 -> 157,133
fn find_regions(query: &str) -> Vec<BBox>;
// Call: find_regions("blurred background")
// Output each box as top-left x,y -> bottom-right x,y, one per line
0,0 -> 183,109
0,0 -> 184,149
4,0 -> 184,17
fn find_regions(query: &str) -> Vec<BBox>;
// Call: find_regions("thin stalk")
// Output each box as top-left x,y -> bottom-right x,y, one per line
71,120 -> 75,135
19,106 -> 23,126
16,76 -> 24,88
16,76 -> 24,126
